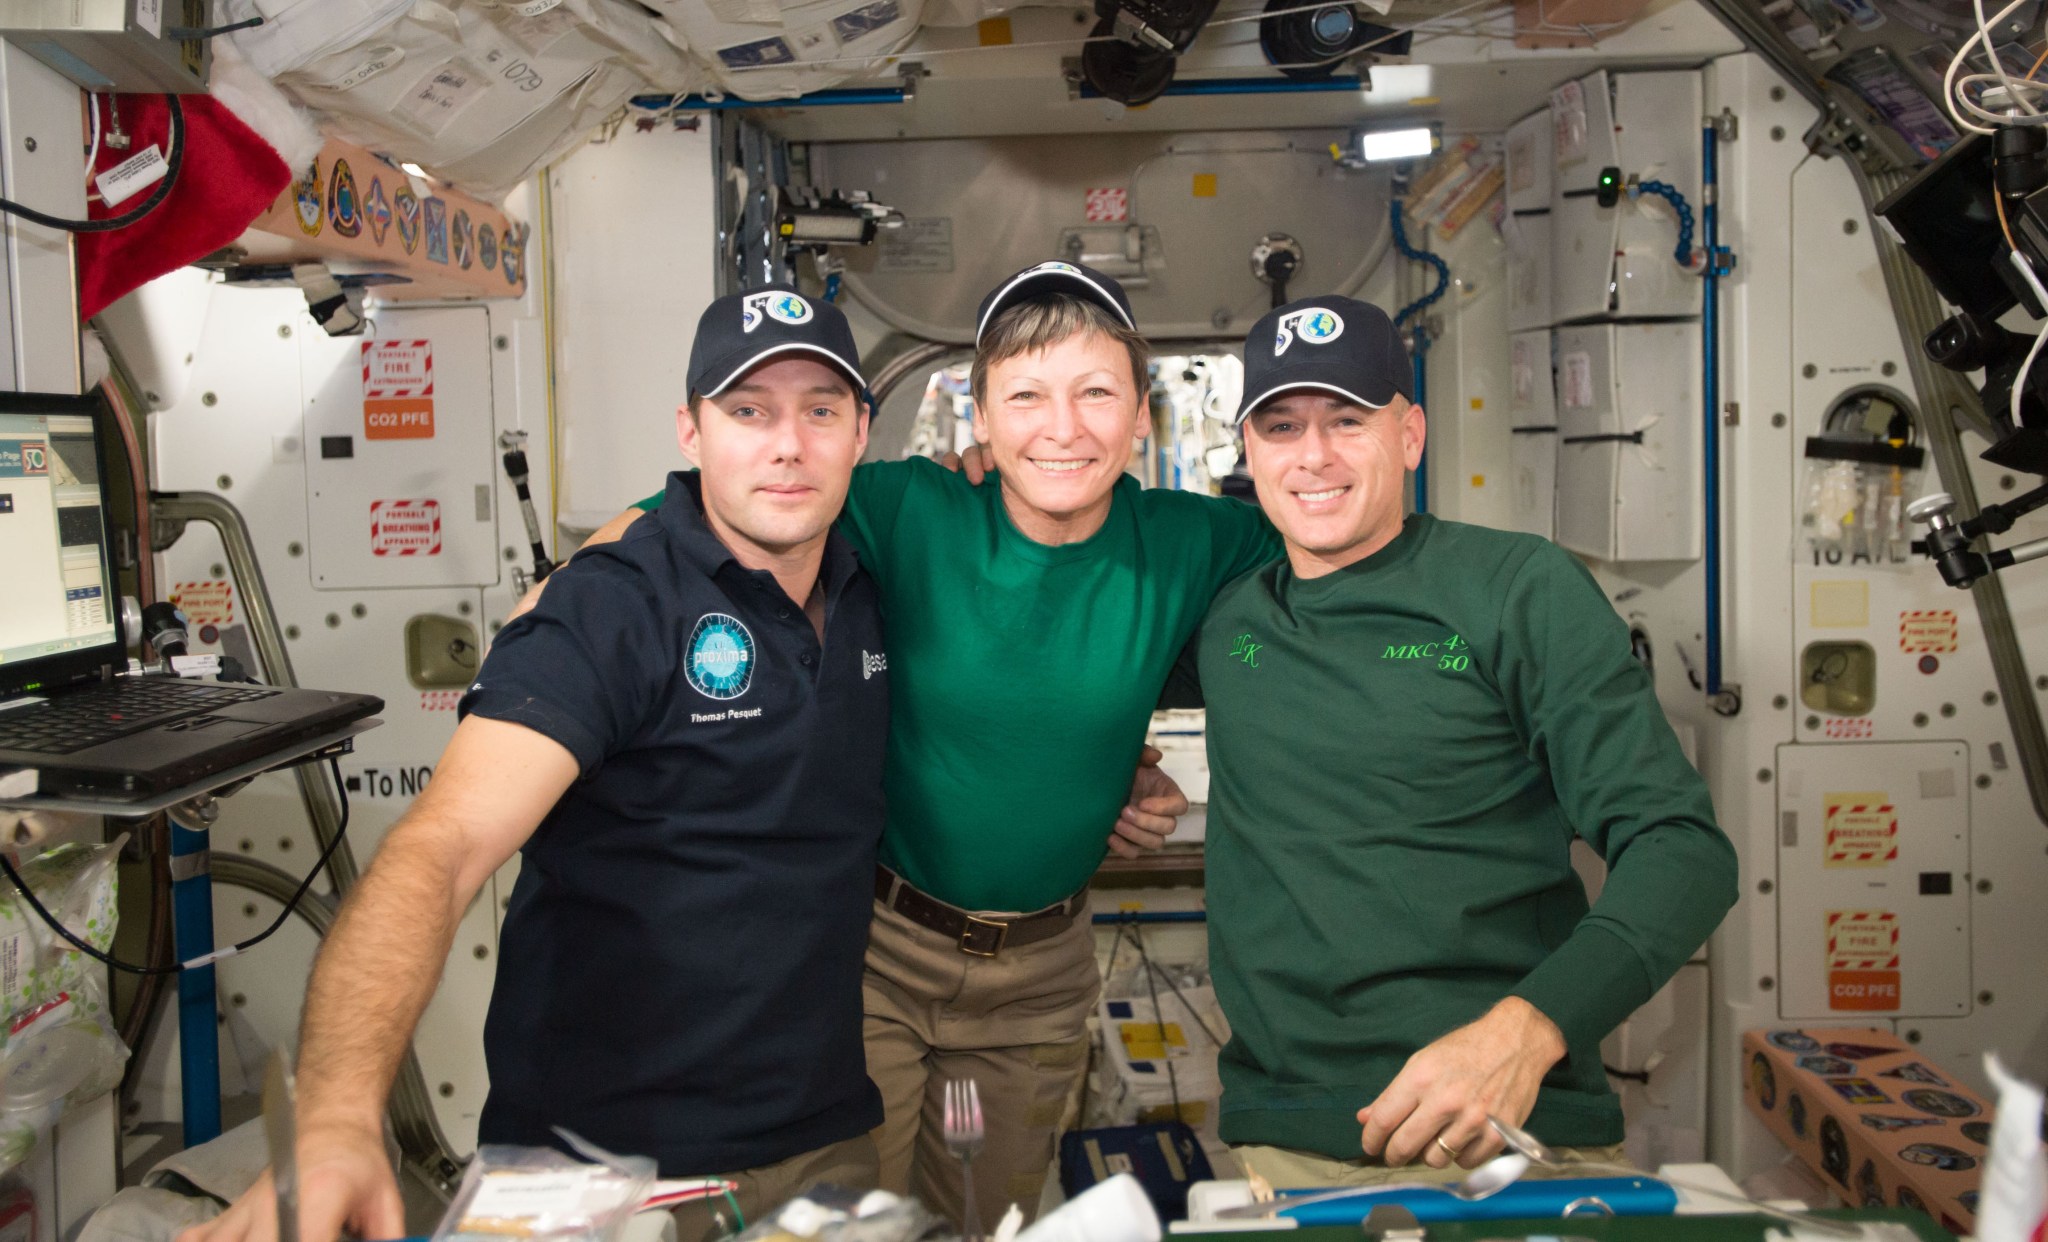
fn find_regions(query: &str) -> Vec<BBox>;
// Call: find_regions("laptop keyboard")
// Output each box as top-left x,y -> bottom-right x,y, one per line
0,679 -> 280,756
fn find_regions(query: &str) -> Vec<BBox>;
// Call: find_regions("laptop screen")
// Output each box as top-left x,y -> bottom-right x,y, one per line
0,401 -> 119,686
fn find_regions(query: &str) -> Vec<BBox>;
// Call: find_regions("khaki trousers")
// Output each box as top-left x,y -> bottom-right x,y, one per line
862,896 -> 1101,1232
1234,1141 -> 1631,1190
667,1134 -> 880,1242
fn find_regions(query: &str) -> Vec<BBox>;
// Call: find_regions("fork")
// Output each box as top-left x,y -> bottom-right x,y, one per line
943,1078 -> 986,1242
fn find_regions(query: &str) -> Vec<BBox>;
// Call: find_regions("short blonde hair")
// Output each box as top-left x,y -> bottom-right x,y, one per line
970,293 -> 1149,407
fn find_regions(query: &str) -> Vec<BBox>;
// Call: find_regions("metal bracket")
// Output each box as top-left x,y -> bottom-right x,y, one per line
1363,1204 -> 1427,1242
896,61 -> 926,99
1061,57 -> 1085,101
1710,108 -> 1739,141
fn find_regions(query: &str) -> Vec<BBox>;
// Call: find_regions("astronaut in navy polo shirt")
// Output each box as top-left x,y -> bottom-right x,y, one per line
186,289 -> 888,1242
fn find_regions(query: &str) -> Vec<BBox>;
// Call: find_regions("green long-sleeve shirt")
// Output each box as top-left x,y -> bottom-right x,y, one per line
1191,514 -> 1737,1155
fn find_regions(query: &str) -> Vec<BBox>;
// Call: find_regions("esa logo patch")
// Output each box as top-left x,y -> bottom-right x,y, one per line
687,613 -> 756,700
742,291 -> 814,333
1274,307 -> 1345,356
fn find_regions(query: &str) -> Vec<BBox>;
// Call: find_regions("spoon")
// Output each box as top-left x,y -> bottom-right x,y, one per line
1212,1152 -> 1532,1219
1486,1115 -> 1863,1238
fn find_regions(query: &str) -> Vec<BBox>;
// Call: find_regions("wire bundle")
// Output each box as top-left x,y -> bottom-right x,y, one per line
1943,0 -> 2048,134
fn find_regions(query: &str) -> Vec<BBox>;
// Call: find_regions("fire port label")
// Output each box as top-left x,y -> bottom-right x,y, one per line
370,498 -> 441,557
1827,910 -> 1900,1012
1898,610 -> 1958,653
1824,793 -> 1898,868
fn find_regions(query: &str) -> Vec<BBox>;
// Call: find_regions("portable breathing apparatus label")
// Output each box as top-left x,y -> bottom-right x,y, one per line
1826,910 -> 1901,1012
1823,792 -> 1897,868
371,499 -> 442,557
1898,610 -> 1958,653
363,340 -> 436,440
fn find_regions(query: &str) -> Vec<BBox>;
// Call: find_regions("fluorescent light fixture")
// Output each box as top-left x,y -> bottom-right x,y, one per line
401,162 -> 428,177
1361,64 -> 1433,103
1360,126 -> 1435,162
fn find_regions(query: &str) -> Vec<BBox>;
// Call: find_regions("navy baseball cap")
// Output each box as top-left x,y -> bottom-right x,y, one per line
1235,296 -> 1413,423
687,285 -> 867,401
975,260 -> 1138,344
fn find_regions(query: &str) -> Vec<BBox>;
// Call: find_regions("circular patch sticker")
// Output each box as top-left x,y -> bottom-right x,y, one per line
1787,1092 -> 1808,1138
1751,1053 -> 1777,1110
1904,1088 -> 1981,1118
1768,1031 -> 1821,1052
687,613 -> 756,700
1897,1187 -> 1927,1214
1961,1121 -> 1991,1146
768,292 -> 812,325
294,162 -> 323,237
1797,1054 -> 1857,1077
1820,1117 -> 1849,1187
1959,1191 -> 1979,1212
1898,1144 -> 1977,1172
478,223 -> 498,271
1855,1159 -> 1884,1208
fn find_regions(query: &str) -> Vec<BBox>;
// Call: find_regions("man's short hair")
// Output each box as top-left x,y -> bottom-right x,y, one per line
970,293 -> 1149,408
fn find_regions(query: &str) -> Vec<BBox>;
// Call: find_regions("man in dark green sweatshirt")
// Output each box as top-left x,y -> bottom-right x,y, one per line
1189,296 -> 1739,1189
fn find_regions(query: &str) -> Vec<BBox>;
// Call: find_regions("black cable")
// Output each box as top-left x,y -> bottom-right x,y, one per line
0,95 -> 185,234
165,17 -> 264,38
0,755 -> 352,976
1605,1063 -> 1652,1083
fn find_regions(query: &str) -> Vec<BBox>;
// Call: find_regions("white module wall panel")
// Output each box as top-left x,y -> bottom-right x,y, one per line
304,306 -> 502,589
1550,69 -> 1704,323
1506,109 -> 1554,211
1553,321 -> 1701,562
1508,329 -> 1557,539
1774,741 -> 1971,1021
1507,212 -> 1554,333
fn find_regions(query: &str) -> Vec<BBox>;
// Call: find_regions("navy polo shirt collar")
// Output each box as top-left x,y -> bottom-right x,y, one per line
656,471 -> 860,600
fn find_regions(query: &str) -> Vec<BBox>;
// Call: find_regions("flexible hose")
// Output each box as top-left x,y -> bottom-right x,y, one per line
1389,200 -> 1450,331
1636,179 -> 1696,267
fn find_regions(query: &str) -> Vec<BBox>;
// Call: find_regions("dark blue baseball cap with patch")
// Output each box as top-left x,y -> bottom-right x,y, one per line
688,284 -> 868,401
975,260 -> 1138,344
1235,295 -> 1412,423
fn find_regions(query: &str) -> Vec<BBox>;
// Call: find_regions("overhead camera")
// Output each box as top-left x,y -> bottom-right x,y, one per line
1080,0 -> 1223,105
1877,130 -> 2048,474
1258,0 -> 1409,80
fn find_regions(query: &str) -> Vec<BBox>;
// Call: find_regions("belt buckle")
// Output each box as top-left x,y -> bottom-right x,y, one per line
958,915 -> 1009,957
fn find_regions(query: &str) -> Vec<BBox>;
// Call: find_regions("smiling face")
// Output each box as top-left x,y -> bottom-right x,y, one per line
970,300 -> 1148,544
677,355 -> 868,561
1242,390 -> 1426,577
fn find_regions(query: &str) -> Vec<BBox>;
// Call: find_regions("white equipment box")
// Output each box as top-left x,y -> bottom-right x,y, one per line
1505,110 -> 1554,332
1773,741 -> 1972,1021
1553,321 -> 1701,562
1508,328 -> 1557,540
1550,70 -> 1704,323
304,306 -> 503,589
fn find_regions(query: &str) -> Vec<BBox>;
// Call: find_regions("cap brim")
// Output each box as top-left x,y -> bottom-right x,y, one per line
697,342 -> 869,398
976,269 -> 1136,342
1235,369 -> 1403,424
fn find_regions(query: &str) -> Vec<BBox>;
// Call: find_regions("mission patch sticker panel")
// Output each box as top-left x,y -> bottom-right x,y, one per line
1744,1028 -> 1987,1233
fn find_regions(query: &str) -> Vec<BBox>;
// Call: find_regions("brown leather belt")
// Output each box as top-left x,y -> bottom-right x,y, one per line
874,865 -> 1086,957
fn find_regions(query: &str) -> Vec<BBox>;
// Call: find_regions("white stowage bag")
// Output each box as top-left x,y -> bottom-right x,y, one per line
228,0 -> 701,199
640,0 -> 926,100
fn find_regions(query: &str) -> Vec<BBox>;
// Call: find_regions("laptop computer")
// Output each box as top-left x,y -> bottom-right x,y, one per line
0,390 -> 382,801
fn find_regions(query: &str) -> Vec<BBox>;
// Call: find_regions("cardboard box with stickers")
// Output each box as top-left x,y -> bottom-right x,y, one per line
1744,1028 -> 1988,1233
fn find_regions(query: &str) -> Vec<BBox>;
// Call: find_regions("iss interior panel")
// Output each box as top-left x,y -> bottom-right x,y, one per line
1507,211 -> 1554,333
1774,741 -> 1971,1021
1553,321 -> 1701,562
1611,72 -> 1704,321
1506,109 -> 1553,213
304,306 -> 502,589
1550,69 -> 1704,323
1508,329 -> 1556,539
1550,69 -> 1620,324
